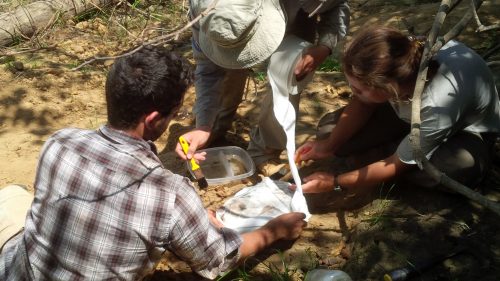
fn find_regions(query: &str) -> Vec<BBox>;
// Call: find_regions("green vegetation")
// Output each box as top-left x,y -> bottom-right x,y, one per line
361,183 -> 397,227
217,248 -> 320,281
253,71 -> 267,82
318,57 -> 341,72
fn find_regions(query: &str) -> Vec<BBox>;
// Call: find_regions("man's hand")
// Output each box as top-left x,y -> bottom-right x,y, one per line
262,212 -> 307,240
294,45 -> 331,81
207,209 -> 224,229
290,172 -> 335,193
295,139 -> 335,163
239,212 -> 306,260
175,127 -> 211,160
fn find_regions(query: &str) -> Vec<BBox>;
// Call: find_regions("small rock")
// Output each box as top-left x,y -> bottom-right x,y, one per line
12,61 -> 24,71
75,21 -> 89,30
73,45 -> 84,54
96,23 -> 108,35
340,246 -> 352,259
104,60 -> 114,67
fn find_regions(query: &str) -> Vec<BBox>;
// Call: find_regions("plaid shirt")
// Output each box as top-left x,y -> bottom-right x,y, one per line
0,125 -> 241,280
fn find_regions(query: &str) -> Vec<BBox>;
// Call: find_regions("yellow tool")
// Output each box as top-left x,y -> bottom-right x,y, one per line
179,136 -> 208,188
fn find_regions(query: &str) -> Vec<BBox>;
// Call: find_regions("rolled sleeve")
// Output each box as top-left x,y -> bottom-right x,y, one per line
397,101 -> 455,164
317,0 -> 350,51
192,46 -> 227,129
167,180 -> 242,279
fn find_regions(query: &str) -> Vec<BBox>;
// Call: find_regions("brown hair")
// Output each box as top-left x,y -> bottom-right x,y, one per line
106,46 -> 193,129
342,25 -> 425,99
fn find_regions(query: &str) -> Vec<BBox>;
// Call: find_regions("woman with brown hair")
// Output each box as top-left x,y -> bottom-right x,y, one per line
294,25 -> 499,196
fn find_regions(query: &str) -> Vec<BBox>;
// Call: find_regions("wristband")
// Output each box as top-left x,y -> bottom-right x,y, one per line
333,174 -> 344,192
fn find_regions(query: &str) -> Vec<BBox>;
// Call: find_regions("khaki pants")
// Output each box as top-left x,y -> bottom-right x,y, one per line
0,184 -> 33,252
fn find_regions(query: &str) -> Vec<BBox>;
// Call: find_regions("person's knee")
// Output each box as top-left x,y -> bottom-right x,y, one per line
431,132 -> 491,187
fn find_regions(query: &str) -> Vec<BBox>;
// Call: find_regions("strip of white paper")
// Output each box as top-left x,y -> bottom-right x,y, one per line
267,35 -> 313,220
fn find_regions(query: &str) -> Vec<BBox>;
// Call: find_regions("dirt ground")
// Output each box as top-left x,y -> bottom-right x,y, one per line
1,0 -> 499,280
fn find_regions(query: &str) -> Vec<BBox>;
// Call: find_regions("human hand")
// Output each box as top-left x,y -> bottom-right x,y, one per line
207,209 -> 224,229
290,172 -> 335,193
263,212 -> 307,240
294,45 -> 331,81
175,128 -> 210,160
295,139 -> 334,163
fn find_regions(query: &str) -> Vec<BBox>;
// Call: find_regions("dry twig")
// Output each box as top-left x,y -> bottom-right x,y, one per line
71,0 -> 218,71
470,0 -> 500,32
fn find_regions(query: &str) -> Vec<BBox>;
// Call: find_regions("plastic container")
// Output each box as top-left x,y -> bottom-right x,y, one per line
187,146 -> 255,185
304,269 -> 353,281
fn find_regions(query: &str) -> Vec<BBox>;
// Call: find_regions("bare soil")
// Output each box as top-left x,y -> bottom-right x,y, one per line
1,1 -> 499,280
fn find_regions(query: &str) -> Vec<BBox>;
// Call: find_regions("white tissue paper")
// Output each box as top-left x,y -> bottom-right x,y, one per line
268,35 -> 312,219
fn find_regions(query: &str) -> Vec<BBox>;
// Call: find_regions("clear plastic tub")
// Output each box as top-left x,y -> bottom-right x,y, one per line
186,146 -> 255,185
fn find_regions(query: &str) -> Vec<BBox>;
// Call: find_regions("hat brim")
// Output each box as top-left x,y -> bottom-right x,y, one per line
199,0 -> 286,69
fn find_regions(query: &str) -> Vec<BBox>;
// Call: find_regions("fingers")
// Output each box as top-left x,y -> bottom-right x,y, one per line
186,139 -> 199,159
175,142 -> 188,160
291,211 -> 306,220
294,56 -> 312,82
206,209 -> 224,229
282,212 -> 307,240
301,172 -> 335,193
177,130 -> 211,160
295,143 -> 313,162
294,57 -> 306,77
192,151 -> 207,161
300,180 -> 317,193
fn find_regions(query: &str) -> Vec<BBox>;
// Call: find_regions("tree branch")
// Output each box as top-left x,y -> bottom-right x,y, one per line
71,0 -> 219,71
470,0 -> 500,32
409,0 -> 500,216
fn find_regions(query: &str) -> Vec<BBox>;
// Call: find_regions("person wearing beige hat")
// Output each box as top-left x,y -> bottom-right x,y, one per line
176,0 -> 350,176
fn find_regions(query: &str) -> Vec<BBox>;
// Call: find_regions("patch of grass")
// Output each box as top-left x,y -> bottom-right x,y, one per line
66,60 -> 92,73
362,183 -> 397,227
0,55 -> 16,65
253,71 -> 267,82
73,8 -> 106,23
301,248 -> 320,272
8,33 -> 23,47
318,57 -> 341,72
130,0 -> 142,9
261,251 -> 298,281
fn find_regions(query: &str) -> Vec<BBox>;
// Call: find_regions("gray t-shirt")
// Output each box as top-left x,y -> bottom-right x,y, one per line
391,40 -> 500,164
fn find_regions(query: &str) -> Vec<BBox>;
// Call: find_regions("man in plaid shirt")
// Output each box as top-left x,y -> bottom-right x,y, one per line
0,46 -> 306,280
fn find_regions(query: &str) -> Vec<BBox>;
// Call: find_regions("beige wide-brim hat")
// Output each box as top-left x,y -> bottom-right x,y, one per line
198,0 -> 286,69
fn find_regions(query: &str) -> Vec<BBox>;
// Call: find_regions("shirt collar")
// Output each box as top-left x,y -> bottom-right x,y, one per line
98,124 -> 158,155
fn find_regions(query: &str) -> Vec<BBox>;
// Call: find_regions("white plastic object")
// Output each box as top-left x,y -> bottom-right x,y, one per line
267,34 -> 312,220
216,178 -> 295,233
304,269 -> 353,281
186,146 -> 255,185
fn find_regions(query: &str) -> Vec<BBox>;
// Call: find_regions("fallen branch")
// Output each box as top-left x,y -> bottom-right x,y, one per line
0,0 -> 117,47
409,0 -> 500,216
